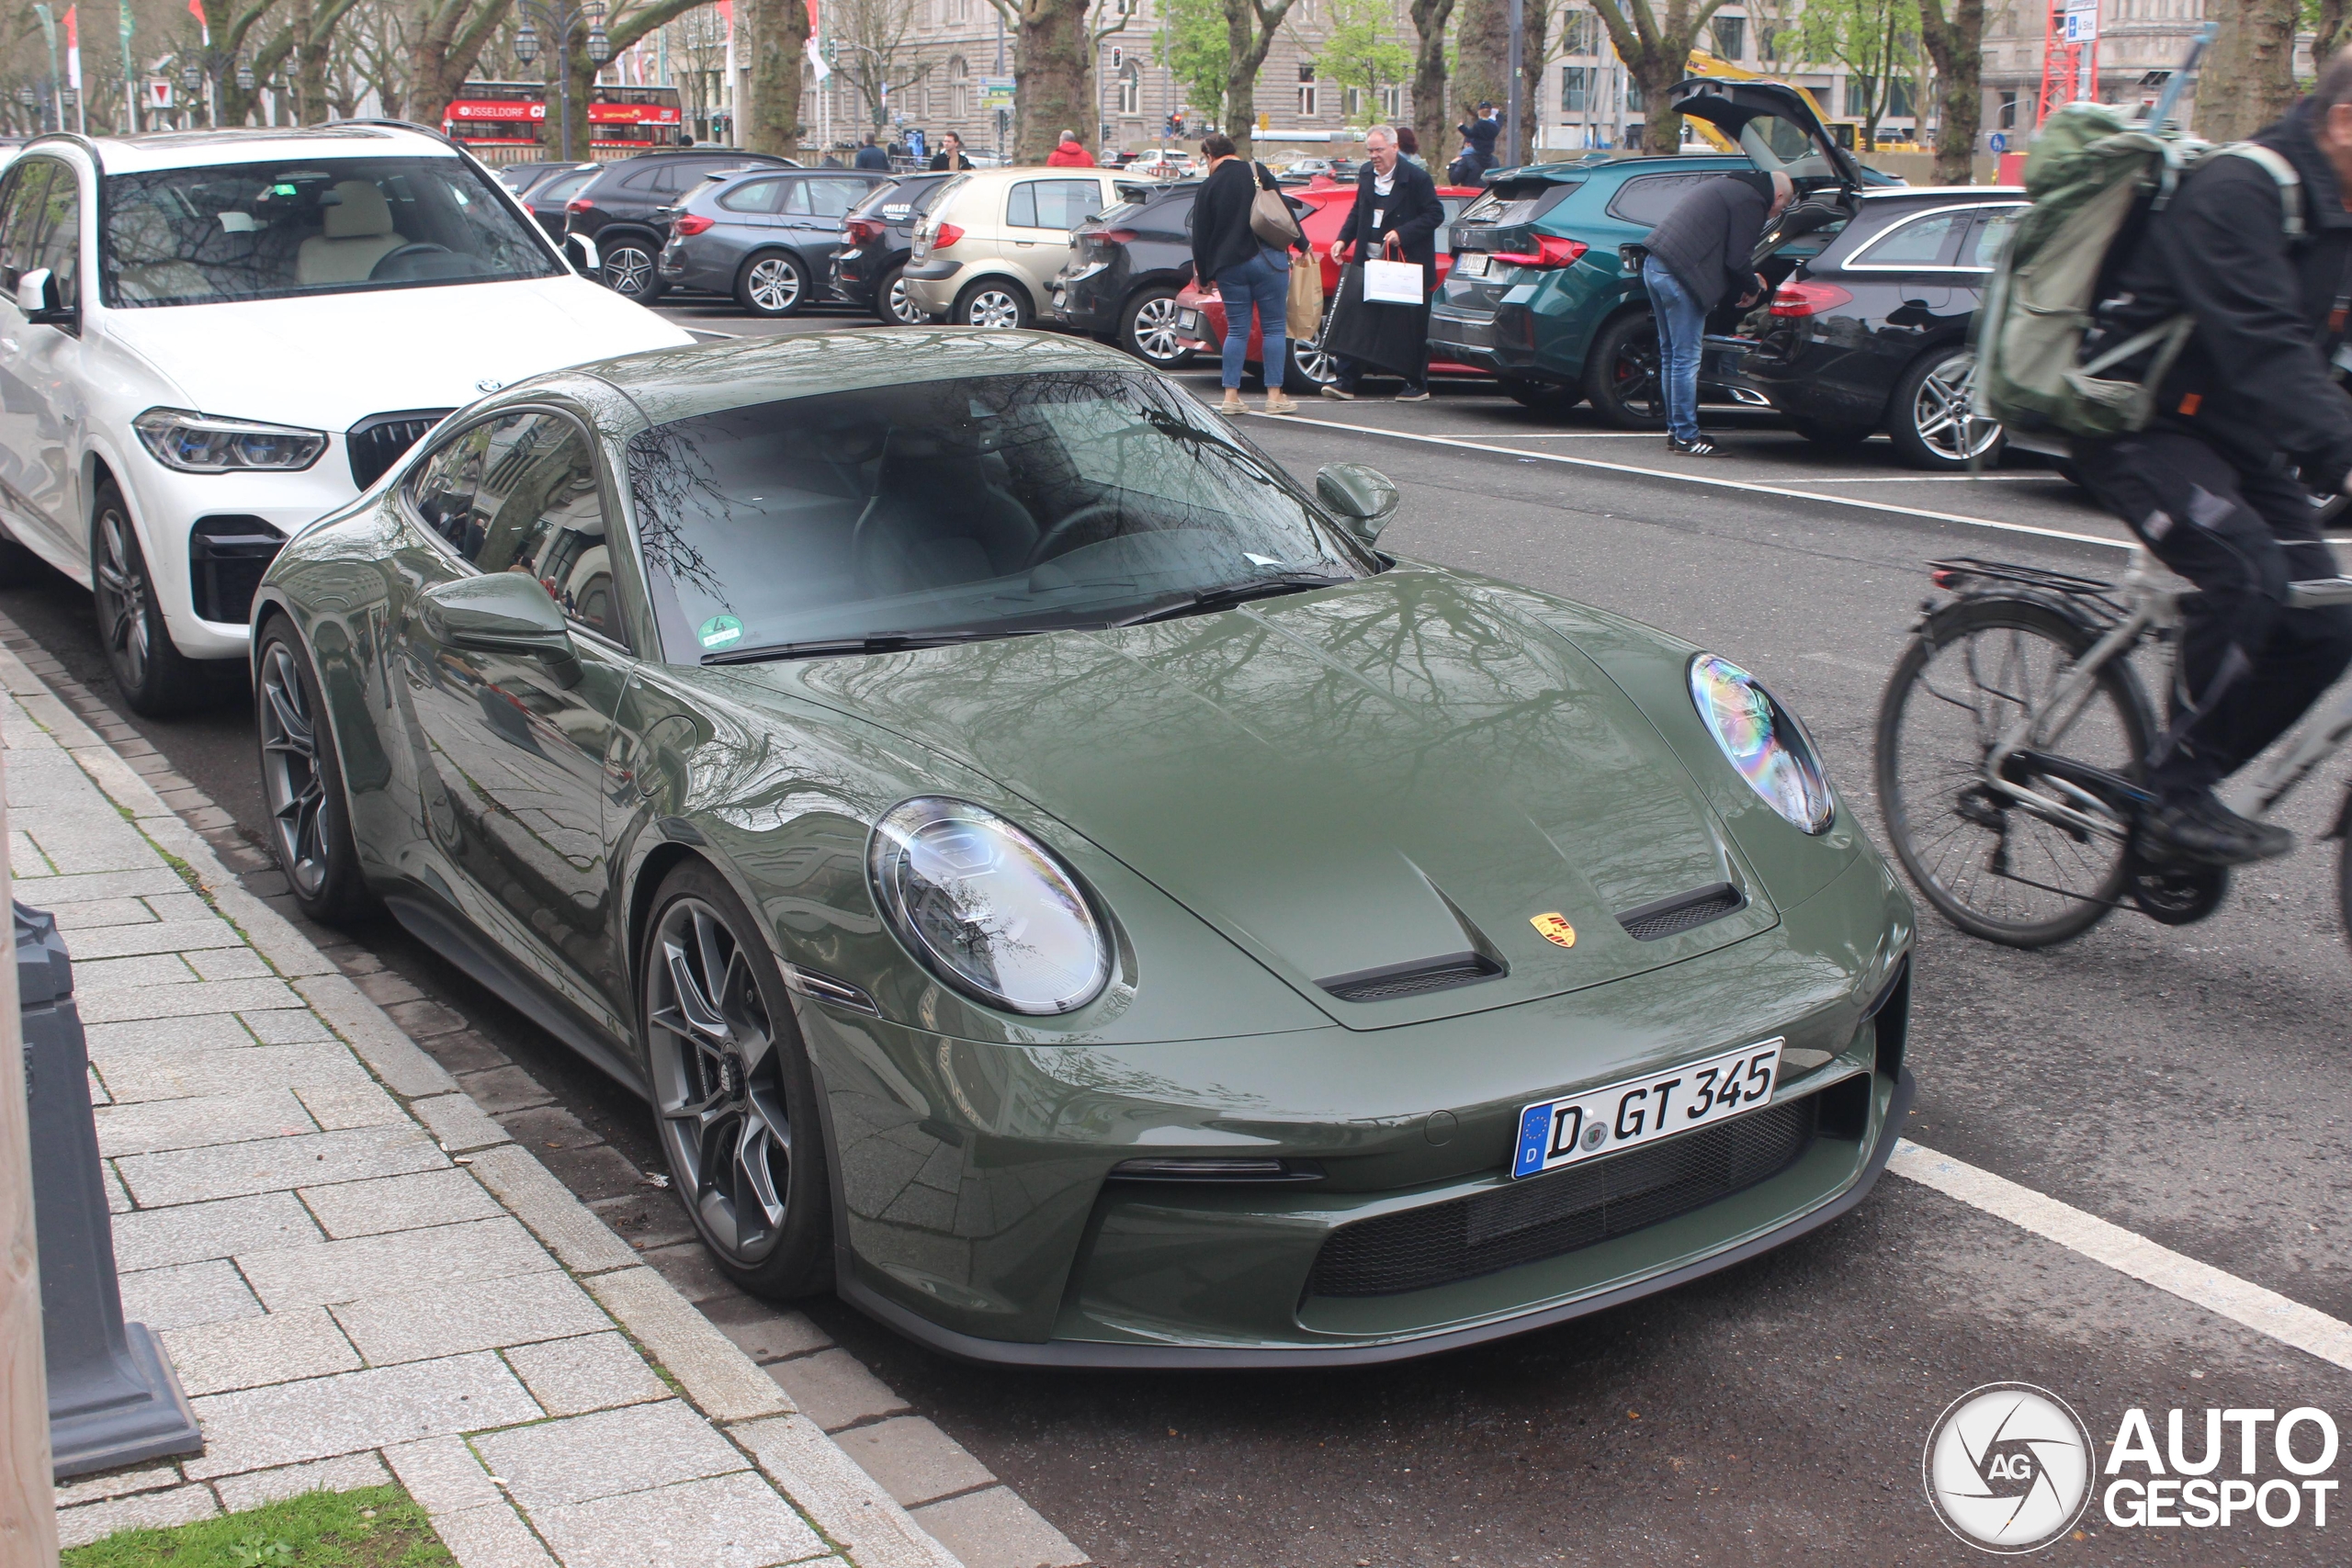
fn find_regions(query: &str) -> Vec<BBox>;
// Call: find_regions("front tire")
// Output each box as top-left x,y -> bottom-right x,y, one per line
735,250 -> 811,318
1888,346 -> 2003,470
602,238 -> 666,301
641,860 -> 834,1299
1583,311 -> 1668,430
1119,284 -> 1193,367
254,619 -> 377,924
952,278 -> 1032,329
91,485 -> 204,717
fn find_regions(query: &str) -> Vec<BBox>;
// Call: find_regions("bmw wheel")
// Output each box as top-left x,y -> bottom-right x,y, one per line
1584,311 -> 1669,430
641,861 -> 833,1297
1119,285 -> 1193,367
254,620 -> 376,923
953,280 -> 1031,329
1889,346 -> 2003,470
1284,303 -> 1341,390
876,261 -> 926,325
736,251 -> 810,318
603,240 -> 666,301
91,484 -> 204,716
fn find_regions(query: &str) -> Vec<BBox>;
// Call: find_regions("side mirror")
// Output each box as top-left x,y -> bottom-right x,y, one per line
16,266 -> 73,328
419,572 -> 582,685
1316,463 -> 1401,546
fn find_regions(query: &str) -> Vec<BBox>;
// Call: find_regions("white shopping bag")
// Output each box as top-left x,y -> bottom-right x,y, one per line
1362,254 -> 1424,305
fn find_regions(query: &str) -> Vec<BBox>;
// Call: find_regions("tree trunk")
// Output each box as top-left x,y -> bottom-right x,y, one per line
1017,0 -> 1093,160
1632,51 -> 1690,151
1518,0 -> 1546,164
1221,0 -> 1258,156
1917,0 -> 1981,186
2319,0 -> 2350,63
296,0 -> 328,123
1590,0 -> 1732,154
2199,0 -> 2299,142
1408,0 -> 1457,164
1453,0 -> 1509,135
743,0 -> 809,157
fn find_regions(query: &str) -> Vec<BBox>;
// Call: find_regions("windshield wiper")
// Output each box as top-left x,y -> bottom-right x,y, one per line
702,629 -> 1035,666
1108,572 -> 1351,628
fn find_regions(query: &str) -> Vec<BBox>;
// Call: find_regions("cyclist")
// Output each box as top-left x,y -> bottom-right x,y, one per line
2073,50 -> 2352,866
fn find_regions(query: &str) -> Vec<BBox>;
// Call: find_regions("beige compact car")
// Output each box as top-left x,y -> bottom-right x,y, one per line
901,166 -> 1124,327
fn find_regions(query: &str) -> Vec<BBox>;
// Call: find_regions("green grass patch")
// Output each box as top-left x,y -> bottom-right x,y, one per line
63,1483 -> 455,1567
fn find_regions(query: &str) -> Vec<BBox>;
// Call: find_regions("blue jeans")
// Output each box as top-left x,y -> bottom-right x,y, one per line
1643,257 -> 1705,443
1216,248 -> 1289,391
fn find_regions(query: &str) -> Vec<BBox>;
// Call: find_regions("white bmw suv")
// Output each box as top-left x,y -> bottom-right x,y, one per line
0,123 -> 692,714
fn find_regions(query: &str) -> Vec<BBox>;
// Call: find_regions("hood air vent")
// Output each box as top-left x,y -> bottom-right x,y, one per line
1319,951 -> 1505,1004
1617,882 -> 1745,942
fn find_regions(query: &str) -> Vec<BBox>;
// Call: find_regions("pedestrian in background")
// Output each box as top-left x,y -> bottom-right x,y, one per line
1451,104 -> 1499,186
1395,126 -> 1426,168
1048,130 -> 1097,167
1637,168 -> 1792,455
854,134 -> 891,171
1324,125 -> 1443,402
1192,133 -> 1300,416
929,131 -> 974,171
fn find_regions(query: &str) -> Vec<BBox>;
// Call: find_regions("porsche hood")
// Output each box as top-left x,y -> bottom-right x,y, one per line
746,567 -> 1781,1030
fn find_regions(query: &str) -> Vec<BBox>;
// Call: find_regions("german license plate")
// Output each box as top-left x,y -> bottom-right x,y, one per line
1178,310 -> 1200,333
1510,1038 -> 1783,1179
1456,254 -> 1492,278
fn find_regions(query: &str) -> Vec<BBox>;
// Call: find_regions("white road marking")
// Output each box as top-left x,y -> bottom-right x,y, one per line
1428,430 -> 1682,439
1890,1140 -> 2352,1372
1799,473 -> 2067,484
1247,412 -> 2132,551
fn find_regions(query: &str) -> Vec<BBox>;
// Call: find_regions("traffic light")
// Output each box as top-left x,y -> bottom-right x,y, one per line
823,37 -> 838,64
1111,45 -> 1122,70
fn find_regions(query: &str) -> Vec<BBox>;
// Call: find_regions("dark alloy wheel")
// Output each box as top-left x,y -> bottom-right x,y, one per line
1584,311 -> 1669,430
602,239 -> 666,300
641,863 -> 832,1296
254,622 -> 376,922
91,484 -> 204,716
736,251 -> 810,317
875,261 -> 926,325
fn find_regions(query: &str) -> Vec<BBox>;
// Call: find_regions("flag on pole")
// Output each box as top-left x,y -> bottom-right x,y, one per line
188,0 -> 207,45
63,6 -> 80,90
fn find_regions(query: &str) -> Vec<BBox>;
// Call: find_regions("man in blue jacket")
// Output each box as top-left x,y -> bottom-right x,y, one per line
1639,169 -> 1792,455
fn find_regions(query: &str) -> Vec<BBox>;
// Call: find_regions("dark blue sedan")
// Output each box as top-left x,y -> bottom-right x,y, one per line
656,167 -> 892,317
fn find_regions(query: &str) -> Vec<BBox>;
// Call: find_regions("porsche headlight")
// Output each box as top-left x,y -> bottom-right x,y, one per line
1689,654 -> 1834,834
867,797 -> 1112,1015
134,408 -> 327,473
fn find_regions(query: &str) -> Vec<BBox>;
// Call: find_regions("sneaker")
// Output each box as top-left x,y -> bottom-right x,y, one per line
1218,390 -> 1246,415
1263,390 -> 1298,414
1395,388 -> 1431,402
2139,790 -> 2294,867
1668,433 -> 1719,457
1320,385 -> 1356,400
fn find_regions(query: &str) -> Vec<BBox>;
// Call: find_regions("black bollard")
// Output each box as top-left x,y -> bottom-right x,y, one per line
21,901 -> 202,1478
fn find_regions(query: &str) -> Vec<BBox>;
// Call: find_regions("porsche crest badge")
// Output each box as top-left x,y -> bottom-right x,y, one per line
1531,912 -> 1577,948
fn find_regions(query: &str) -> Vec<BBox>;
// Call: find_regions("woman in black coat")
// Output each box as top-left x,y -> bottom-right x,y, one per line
1190,133 -> 1302,415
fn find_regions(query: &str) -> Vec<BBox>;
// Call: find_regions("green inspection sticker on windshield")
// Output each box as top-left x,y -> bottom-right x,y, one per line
697,615 -> 745,649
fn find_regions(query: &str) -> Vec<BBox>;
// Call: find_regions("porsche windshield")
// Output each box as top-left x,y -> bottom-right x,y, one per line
628,370 -> 1378,661
101,156 -> 563,307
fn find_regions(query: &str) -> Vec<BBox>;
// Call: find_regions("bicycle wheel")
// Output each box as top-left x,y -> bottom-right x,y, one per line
1876,596 -> 2154,946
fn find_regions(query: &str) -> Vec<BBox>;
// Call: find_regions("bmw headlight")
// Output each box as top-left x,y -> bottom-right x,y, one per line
1689,654 -> 1834,834
133,408 -> 327,473
867,797 -> 1113,1015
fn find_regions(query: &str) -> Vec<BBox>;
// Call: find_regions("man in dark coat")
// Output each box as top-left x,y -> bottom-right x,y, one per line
854,134 -> 891,171
1323,124 -> 1446,401
2071,51 -> 2352,865
927,131 -> 974,171
1638,168 -> 1791,454
1452,103 -> 1499,185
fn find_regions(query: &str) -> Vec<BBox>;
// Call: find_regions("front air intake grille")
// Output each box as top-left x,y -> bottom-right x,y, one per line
1304,1094 -> 1817,1299
1318,951 -> 1505,1003
1617,882 -> 1746,942
188,515 -> 285,625
347,409 -> 455,491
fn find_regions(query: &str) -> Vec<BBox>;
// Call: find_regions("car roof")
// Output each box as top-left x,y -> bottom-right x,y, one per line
37,122 -> 456,173
580,328 -> 1140,429
1858,186 -> 2024,203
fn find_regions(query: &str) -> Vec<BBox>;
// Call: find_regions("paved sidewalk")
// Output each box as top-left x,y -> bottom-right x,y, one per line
4,653 -> 969,1567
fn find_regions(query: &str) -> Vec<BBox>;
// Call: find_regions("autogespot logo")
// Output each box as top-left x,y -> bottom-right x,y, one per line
1924,1383 -> 2096,1553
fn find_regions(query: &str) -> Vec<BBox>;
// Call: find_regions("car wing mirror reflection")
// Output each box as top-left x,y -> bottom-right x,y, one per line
419,572 -> 582,688
1316,462 -> 1402,546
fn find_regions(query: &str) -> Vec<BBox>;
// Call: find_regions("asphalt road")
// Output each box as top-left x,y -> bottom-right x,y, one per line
21,301 -> 2352,1565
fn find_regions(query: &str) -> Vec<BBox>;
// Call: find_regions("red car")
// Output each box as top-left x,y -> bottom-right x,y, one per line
1173,182 -> 1485,389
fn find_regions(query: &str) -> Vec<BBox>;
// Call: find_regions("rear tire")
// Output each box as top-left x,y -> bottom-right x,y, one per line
91,485 -> 206,718
1583,311 -> 1668,430
1875,595 -> 2154,947
952,278 -> 1031,329
874,260 -> 925,325
1118,284 -> 1193,367
254,618 -> 378,924
735,250 -> 811,318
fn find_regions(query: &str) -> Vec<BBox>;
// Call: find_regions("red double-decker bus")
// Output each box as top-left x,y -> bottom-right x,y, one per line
444,82 -> 684,164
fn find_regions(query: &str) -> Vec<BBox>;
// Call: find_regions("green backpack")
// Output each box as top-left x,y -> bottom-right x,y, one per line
1975,99 -> 2302,440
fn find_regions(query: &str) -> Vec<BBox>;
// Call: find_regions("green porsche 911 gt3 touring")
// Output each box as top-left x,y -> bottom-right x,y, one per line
252,328 -> 1915,1366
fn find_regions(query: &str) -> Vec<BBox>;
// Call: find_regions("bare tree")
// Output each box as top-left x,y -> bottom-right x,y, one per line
2199,0 -> 2298,142
1408,0 -> 1456,176
832,0 -> 933,130
743,0 -> 809,155
1217,0 -> 1302,156
1914,0 -> 1978,183
1587,0 -> 1730,151
984,0 -> 1093,160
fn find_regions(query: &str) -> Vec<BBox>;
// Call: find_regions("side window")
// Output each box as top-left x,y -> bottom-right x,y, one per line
1007,180 -> 1040,227
408,418 -> 503,560
28,164 -> 79,309
1958,207 -> 2025,269
1854,209 -> 1971,268
1604,174 -> 1719,225
776,180 -> 812,216
471,413 -> 627,647
808,178 -> 870,218
618,164 -> 666,192
0,162 -> 53,295
720,178 -> 785,214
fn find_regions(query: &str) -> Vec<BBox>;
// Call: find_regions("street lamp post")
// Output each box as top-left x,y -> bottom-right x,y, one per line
513,0 -> 614,164
17,85 -> 38,136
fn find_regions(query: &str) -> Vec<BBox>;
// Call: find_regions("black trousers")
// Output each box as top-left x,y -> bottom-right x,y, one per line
2075,428 -> 2352,797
